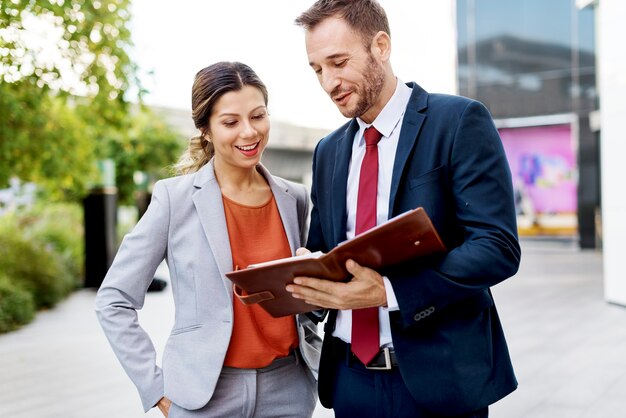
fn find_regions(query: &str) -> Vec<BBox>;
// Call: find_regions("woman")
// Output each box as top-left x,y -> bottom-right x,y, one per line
95,62 -> 320,418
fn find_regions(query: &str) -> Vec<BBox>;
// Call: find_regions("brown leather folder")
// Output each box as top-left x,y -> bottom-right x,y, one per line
225,207 -> 446,318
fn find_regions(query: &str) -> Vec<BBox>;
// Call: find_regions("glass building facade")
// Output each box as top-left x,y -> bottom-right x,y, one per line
457,0 -> 596,118
456,0 -> 599,247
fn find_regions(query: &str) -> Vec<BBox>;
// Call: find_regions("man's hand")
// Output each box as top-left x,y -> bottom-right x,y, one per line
286,259 -> 387,309
156,397 -> 171,417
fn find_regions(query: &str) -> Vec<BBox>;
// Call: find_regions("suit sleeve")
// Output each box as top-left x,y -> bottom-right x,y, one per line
305,142 -> 330,323
297,183 -> 310,247
389,101 -> 521,328
94,180 -> 169,412
305,142 -> 327,253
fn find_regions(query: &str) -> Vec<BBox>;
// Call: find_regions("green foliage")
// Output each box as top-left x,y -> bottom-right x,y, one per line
0,1 -> 183,332
14,202 -> 85,281
0,80 -> 97,199
0,202 -> 83,333
0,0 -> 183,202
103,107 -> 184,204
1,0 -> 137,110
0,274 -> 36,333
0,0 -> 130,199
0,221 -> 76,309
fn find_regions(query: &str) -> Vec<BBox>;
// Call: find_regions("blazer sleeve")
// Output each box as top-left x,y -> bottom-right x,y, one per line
389,100 -> 521,328
94,180 -> 170,412
296,183 -> 310,247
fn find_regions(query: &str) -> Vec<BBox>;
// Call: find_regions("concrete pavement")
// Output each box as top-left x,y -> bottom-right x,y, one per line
0,238 -> 624,417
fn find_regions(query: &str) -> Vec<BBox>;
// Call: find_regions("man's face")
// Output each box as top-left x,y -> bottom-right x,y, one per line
305,17 -> 385,121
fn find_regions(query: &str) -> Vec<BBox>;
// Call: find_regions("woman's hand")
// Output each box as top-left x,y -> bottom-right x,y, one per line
156,397 -> 172,417
295,247 -> 311,256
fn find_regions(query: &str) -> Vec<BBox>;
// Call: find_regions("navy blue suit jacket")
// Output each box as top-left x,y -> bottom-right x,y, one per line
308,83 -> 521,416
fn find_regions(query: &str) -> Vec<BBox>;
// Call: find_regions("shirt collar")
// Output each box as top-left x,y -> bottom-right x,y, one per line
356,78 -> 413,144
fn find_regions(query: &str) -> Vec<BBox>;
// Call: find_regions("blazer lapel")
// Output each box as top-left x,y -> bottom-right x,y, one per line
258,164 -> 299,253
389,83 -> 428,216
331,120 -> 360,245
191,160 -> 234,295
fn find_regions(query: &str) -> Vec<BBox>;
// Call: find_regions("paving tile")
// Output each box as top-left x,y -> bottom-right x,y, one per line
521,403 -> 585,418
581,395 -> 626,418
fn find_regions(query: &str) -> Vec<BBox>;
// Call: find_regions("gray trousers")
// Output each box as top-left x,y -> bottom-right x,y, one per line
168,352 -> 317,418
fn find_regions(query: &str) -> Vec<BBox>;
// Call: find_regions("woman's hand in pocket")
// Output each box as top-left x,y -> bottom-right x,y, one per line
157,397 -> 172,417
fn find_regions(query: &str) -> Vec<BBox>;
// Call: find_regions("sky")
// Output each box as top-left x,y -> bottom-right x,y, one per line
129,0 -> 457,130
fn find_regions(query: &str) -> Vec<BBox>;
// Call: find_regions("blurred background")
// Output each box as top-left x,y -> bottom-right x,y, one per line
1,0 -> 626,417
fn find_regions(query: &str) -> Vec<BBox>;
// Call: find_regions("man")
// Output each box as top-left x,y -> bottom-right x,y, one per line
285,1 -> 521,417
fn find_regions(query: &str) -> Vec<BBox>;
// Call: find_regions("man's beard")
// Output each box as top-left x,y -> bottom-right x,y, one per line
339,54 -> 386,119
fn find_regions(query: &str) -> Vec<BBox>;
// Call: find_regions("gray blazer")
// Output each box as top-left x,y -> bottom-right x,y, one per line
95,160 -> 321,412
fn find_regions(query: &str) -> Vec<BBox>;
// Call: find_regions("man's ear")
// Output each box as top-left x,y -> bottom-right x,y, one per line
371,31 -> 391,62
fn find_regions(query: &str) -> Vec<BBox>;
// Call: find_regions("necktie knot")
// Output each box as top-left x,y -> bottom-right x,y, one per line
364,126 -> 382,147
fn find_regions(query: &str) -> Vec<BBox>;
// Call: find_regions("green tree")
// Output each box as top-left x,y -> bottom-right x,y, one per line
103,107 -> 183,204
1,0 -> 137,110
0,80 -> 96,200
0,0 -> 182,201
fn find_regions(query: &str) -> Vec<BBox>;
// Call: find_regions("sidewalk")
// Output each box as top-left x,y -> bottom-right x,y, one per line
0,239 -> 624,417
490,238 -> 626,418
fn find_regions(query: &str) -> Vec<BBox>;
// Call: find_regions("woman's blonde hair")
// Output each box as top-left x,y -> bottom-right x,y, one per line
174,62 -> 269,175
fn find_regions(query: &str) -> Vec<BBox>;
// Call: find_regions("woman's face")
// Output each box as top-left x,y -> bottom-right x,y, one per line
207,85 -> 269,171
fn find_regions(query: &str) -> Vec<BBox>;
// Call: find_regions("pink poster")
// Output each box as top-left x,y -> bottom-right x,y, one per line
499,124 -> 577,215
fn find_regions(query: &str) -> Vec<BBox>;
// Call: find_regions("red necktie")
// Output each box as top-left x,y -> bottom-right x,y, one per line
351,126 -> 383,365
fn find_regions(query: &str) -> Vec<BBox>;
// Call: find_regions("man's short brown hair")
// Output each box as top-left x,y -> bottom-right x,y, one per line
295,0 -> 390,47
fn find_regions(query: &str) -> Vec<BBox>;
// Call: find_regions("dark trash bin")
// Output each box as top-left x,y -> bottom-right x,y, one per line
83,187 -> 117,288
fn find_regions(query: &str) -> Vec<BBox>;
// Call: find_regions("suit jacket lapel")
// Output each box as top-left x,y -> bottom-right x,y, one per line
191,160 -> 234,295
191,161 -> 301,297
331,120 -> 360,245
258,164 -> 299,253
389,83 -> 428,216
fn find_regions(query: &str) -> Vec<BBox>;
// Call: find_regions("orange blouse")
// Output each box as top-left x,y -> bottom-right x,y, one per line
222,194 -> 299,368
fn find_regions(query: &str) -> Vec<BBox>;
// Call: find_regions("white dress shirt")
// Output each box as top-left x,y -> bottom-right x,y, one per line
332,79 -> 413,347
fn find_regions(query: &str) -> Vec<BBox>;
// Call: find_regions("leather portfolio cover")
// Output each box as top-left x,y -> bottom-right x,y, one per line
225,207 -> 446,317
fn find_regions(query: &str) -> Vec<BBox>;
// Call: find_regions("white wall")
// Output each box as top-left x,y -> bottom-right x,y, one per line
598,0 -> 626,305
